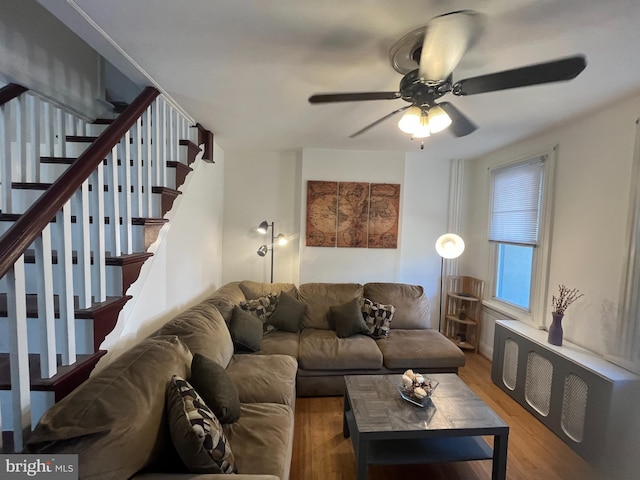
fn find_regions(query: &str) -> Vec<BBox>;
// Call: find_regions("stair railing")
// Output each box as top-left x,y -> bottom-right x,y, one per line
0,85 -> 197,452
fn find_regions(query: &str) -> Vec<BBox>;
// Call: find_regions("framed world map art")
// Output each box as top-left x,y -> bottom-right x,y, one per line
305,180 -> 400,248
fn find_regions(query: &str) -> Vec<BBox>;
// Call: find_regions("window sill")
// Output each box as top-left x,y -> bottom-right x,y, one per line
482,298 -> 545,330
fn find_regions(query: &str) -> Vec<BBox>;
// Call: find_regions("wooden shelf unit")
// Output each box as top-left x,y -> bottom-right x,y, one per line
443,276 -> 485,353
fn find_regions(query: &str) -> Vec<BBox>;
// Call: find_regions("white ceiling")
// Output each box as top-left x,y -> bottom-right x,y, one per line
41,0 -> 640,160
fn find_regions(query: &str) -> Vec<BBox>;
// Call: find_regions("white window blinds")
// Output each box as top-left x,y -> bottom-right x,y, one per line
490,156 -> 545,246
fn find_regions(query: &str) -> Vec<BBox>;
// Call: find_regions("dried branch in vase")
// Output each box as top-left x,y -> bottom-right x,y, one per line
551,284 -> 584,314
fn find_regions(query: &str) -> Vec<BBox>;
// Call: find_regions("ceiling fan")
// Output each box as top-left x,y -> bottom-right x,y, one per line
308,10 -> 587,145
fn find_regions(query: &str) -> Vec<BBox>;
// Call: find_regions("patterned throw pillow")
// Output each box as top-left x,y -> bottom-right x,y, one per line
239,293 -> 278,335
166,376 -> 237,474
362,298 -> 396,339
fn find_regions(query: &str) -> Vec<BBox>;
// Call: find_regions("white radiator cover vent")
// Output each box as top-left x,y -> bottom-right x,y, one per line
525,352 -> 553,416
502,338 -> 519,390
562,373 -> 588,443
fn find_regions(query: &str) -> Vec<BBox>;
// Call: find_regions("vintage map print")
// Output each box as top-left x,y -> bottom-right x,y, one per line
306,180 -> 400,248
306,180 -> 338,247
368,183 -> 400,248
337,182 -> 369,247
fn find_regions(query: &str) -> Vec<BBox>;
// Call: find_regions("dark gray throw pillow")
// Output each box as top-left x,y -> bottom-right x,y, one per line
230,305 -> 262,352
269,291 -> 307,333
189,353 -> 241,424
330,297 -> 370,338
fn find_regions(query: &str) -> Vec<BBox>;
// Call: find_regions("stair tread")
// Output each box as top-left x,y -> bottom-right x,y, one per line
0,351 -> 106,391
40,156 -> 76,164
132,217 -> 169,225
22,249 -> 153,265
151,186 -> 182,196
12,182 -> 52,190
0,293 -> 131,318
66,135 -> 98,143
167,161 -> 193,173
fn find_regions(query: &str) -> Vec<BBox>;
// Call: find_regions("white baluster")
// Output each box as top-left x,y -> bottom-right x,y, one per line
108,145 -> 121,256
15,96 -> 27,182
133,117 -> 143,217
54,107 -> 66,157
74,180 -> 92,309
7,256 -> 31,452
92,164 -> 107,302
27,95 -> 41,183
42,101 -> 55,158
120,133 -> 133,254
169,108 -> 176,174
34,225 -> 57,378
144,107 -> 153,217
0,103 -> 12,212
161,101 -> 168,188
55,202 -> 76,365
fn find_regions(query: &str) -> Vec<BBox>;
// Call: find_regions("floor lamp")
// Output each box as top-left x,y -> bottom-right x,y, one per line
256,220 -> 288,283
435,233 -> 465,332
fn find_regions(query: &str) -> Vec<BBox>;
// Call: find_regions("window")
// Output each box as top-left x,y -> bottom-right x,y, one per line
489,154 -> 551,321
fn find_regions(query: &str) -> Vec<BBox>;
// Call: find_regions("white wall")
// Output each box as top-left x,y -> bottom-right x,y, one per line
0,0 -> 105,118
222,150 -> 301,285
299,148 -> 405,284
461,92 -> 640,358
221,146 -> 451,322
399,151 -> 451,324
99,146 -> 226,366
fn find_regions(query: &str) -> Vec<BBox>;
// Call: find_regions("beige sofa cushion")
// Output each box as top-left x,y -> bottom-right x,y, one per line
27,336 -> 192,480
376,329 -> 466,369
223,403 -> 294,479
364,282 -> 431,329
239,280 -> 298,300
298,328 -> 383,370
157,302 -> 234,368
260,331 -> 300,359
298,283 -> 363,329
204,282 -> 246,323
225,354 -> 298,408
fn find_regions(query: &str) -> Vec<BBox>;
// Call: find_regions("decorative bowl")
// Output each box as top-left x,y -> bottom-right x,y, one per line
397,379 -> 439,408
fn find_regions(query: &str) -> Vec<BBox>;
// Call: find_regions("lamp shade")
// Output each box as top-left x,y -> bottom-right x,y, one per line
428,105 -> 452,133
257,244 -> 268,257
412,113 -> 431,138
276,234 -> 288,246
397,106 -> 422,134
257,221 -> 269,234
435,233 -> 465,259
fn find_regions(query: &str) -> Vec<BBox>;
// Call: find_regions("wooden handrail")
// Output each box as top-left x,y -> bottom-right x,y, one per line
0,86 -> 160,279
0,83 -> 28,106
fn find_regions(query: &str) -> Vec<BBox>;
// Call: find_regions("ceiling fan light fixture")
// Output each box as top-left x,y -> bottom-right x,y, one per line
412,112 -> 431,138
427,105 -> 452,133
397,106 -> 422,134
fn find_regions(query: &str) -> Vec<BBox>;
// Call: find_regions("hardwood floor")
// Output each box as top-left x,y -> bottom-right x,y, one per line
291,353 -> 607,480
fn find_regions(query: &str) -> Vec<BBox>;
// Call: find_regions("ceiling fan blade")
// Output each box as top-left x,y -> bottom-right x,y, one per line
419,10 -> 483,82
309,92 -> 401,104
349,105 -> 411,138
453,55 -> 587,96
437,102 -> 477,137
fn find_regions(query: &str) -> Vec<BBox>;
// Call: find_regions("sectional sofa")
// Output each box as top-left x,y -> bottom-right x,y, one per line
25,280 -> 465,479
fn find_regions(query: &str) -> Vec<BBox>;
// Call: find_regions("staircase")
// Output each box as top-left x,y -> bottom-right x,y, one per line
0,82 -> 210,452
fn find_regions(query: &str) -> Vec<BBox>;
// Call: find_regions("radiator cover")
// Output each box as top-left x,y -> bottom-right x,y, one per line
492,320 -> 639,470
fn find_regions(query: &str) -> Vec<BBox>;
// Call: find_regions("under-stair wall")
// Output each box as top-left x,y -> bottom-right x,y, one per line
0,83 -> 207,452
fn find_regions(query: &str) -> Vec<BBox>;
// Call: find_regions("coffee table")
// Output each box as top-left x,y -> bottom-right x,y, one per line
343,374 -> 509,480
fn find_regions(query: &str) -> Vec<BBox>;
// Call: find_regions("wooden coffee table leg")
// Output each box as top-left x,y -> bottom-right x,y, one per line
492,432 -> 509,480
